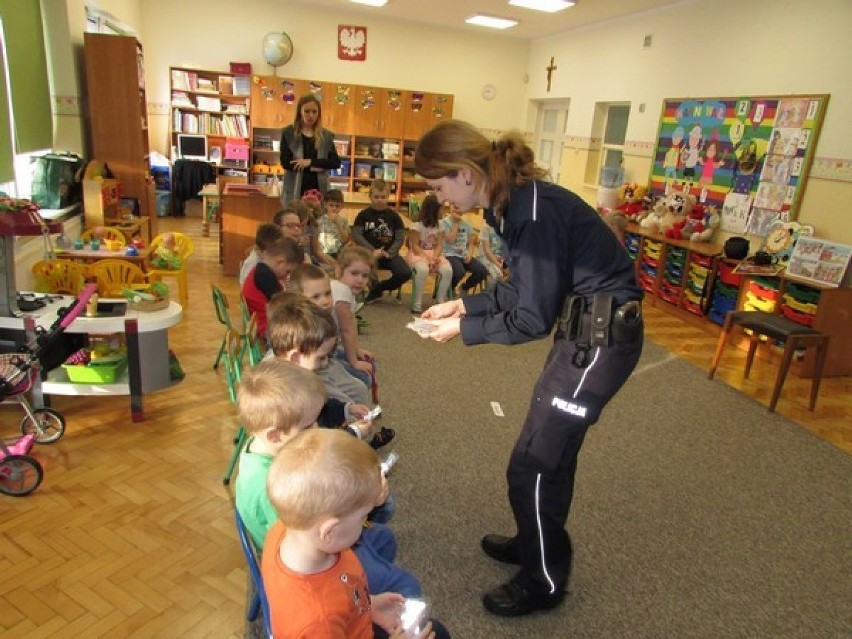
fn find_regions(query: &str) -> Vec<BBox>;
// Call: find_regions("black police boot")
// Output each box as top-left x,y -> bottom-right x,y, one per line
481,534 -> 521,565
482,578 -> 565,617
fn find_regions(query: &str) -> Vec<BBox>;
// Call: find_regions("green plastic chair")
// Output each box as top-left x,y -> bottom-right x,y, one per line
222,328 -> 247,485
211,284 -> 243,370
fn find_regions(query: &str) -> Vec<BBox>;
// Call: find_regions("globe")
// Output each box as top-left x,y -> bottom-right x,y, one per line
262,32 -> 293,68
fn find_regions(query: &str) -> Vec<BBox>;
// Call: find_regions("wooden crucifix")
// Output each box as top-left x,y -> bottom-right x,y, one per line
546,57 -> 557,92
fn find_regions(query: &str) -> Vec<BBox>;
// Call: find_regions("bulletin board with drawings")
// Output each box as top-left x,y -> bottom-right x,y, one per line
648,94 -> 829,238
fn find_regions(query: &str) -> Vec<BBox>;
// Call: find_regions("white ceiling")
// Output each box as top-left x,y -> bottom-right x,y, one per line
289,0 -> 687,40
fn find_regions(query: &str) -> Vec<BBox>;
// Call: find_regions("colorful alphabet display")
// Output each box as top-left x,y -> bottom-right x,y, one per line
648,94 -> 828,237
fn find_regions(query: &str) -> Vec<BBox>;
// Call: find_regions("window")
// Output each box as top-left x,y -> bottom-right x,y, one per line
585,102 -> 630,186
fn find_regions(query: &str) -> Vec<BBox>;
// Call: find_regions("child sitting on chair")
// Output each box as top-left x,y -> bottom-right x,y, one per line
476,221 -> 506,290
317,188 -> 350,260
235,361 -> 421,600
351,179 -> 411,303
239,223 -> 284,287
290,251 -> 379,401
266,292 -> 392,449
241,237 -> 303,339
263,428 -> 448,638
405,194 -> 452,313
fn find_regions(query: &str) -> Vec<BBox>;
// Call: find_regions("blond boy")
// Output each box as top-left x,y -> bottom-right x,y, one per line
234,359 -> 325,548
262,429 -> 436,638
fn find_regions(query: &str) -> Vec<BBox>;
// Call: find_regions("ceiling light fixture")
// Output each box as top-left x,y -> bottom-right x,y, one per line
509,0 -> 576,12
350,0 -> 388,7
466,14 -> 519,30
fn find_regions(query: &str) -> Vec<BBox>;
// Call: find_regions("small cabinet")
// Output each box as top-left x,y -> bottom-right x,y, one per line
353,88 -> 405,138
250,76 -> 307,129
319,81 -> 356,135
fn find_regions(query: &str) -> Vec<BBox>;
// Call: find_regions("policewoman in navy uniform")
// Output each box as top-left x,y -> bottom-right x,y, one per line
417,120 -> 644,617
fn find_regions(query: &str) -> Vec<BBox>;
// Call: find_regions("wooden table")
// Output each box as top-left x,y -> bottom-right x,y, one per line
55,246 -> 154,270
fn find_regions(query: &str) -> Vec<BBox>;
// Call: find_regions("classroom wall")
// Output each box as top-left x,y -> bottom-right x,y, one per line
137,0 -> 529,158
525,0 -> 852,245
43,0 -> 850,246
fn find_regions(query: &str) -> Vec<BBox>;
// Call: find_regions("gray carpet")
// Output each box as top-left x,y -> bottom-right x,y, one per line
357,298 -> 851,639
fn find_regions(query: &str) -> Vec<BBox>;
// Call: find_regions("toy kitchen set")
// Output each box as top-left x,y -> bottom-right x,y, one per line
0,202 -> 183,421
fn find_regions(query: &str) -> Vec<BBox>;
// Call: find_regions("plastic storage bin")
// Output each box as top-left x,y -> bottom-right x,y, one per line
62,357 -> 128,384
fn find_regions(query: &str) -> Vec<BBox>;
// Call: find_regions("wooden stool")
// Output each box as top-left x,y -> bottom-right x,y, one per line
707,311 -> 829,413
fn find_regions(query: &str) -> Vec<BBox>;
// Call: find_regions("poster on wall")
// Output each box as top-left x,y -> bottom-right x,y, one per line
648,94 -> 829,237
786,236 -> 852,288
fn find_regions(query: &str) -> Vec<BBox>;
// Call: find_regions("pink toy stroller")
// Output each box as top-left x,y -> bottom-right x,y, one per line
0,285 -> 95,496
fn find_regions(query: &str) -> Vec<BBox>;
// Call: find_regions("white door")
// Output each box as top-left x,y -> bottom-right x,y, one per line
533,100 -> 570,183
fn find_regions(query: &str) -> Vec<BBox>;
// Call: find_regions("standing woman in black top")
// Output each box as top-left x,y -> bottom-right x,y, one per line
279,95 -> 341,204
418,120 -> 644,618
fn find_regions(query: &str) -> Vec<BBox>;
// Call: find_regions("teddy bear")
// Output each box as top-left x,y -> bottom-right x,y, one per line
665,203 -> 706,240
641,190 -> 696,235
615,183 -> 649,222
689,205 -> 720,243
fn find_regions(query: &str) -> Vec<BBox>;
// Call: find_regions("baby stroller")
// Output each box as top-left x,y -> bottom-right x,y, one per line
0,285 -> 95,496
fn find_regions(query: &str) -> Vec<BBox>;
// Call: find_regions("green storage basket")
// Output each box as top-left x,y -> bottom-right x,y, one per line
62,357 -> 127,384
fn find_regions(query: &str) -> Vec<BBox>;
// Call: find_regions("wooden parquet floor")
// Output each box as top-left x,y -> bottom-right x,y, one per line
1,216 -> 848,638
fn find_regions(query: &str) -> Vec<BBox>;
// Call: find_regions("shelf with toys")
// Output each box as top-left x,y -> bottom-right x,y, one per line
621,192 -> 852,378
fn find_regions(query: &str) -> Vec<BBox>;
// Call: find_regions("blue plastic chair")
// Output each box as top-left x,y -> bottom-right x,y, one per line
235,510 -> 273,638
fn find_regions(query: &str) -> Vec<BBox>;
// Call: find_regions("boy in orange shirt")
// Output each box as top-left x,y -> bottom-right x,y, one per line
262,428 -> 446,639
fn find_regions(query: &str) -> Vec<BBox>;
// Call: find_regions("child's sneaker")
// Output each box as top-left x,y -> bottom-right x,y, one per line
369,427 -> 395,449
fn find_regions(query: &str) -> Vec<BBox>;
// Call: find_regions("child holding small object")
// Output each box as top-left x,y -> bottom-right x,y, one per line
235,361 -> 420,600
405,194 -> 452,313
262,428 -> 449,638
266,291 -> 393,449
290,258 -> 386,418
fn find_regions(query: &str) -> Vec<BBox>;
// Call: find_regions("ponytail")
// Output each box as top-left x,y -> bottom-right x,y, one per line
416,120 -> 546,218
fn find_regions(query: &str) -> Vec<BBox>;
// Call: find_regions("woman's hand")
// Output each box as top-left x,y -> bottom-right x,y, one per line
422,299 -> 465,320
427,318 -> 461,342
371,592 -> 405,634
290,158 -> 311,171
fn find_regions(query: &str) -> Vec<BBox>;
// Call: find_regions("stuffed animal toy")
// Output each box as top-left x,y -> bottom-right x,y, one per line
252,162 -> 270,174
641,190 -> 696,234
151,232 -> 182,270
616,183 -> 649,221
690,205 -> 720,243
665,204 -> 702,240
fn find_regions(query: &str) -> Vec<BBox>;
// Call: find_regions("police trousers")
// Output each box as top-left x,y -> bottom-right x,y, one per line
507,333 -> 643,596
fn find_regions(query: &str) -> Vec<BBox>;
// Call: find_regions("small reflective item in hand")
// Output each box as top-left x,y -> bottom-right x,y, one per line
381,451 -> 399,477
401,598 -> 427,633
406,318 -> 437,337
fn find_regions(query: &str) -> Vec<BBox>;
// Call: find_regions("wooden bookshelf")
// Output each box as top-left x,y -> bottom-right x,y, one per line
83,33 -> 157,236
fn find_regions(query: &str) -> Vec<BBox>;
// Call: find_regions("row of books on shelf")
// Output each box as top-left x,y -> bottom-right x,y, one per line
171,92 -> 250,114
171,70 -> 250,96
173,110 -> 249,138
